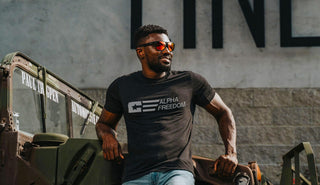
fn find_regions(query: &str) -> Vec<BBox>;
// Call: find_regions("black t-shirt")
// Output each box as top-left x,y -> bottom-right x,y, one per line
104,71 -> 215,182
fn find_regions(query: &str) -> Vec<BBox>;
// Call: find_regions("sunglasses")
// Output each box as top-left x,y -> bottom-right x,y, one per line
137,41 -> 175,52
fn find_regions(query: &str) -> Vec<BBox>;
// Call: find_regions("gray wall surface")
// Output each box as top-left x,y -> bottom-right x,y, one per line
1,0 -> 320,88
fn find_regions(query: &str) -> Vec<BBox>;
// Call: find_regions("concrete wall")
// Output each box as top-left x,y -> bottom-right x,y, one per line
2,0 -> 320,184
1,0 -> 320,88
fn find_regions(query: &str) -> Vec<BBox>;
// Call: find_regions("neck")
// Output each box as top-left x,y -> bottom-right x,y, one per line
142,70 -> 166,79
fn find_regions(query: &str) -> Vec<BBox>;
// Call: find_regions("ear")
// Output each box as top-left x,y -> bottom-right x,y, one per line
136,48 -> 145,60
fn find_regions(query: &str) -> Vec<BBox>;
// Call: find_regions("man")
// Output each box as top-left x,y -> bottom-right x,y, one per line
96,24 -> 237,185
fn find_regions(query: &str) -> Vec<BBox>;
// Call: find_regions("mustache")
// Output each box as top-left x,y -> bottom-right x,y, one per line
158,53 -> 172,61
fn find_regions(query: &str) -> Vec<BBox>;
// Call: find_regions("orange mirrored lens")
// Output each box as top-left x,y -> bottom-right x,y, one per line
155,41 -> 166,51
168,42 -> 175,51
155,41 -> 175,52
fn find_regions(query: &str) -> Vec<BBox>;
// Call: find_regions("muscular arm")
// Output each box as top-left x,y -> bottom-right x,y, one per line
204,93 -> 238,176
96,108 -> 123,161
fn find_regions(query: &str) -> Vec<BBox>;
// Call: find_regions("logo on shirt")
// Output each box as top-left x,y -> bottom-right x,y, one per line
128,97 -> 186,113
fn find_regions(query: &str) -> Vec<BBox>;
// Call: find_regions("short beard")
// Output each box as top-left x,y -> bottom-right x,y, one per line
148,62 -> 171,73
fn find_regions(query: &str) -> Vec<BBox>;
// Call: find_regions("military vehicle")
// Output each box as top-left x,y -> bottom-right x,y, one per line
0,52 -> 317,185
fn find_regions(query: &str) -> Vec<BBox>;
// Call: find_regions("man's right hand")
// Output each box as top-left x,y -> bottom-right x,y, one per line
101,133 -> 124,161
95,108 -> 123,162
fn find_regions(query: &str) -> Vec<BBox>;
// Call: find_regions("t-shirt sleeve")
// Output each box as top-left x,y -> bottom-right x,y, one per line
104,78 -> 123,114
191,72 -> 215,107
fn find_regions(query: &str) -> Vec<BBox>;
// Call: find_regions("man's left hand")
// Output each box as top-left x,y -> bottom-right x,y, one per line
213,153 -> 238,177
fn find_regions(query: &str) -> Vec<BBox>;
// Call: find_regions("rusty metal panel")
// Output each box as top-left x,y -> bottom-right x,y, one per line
0,131 -> 18,185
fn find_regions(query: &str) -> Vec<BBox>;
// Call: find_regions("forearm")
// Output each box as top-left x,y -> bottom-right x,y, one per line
95,109 -> 123,160
217,108 -> 237,155
96,122 -> 117,140
205,93 -> 237,176
95,108 -> 121,140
